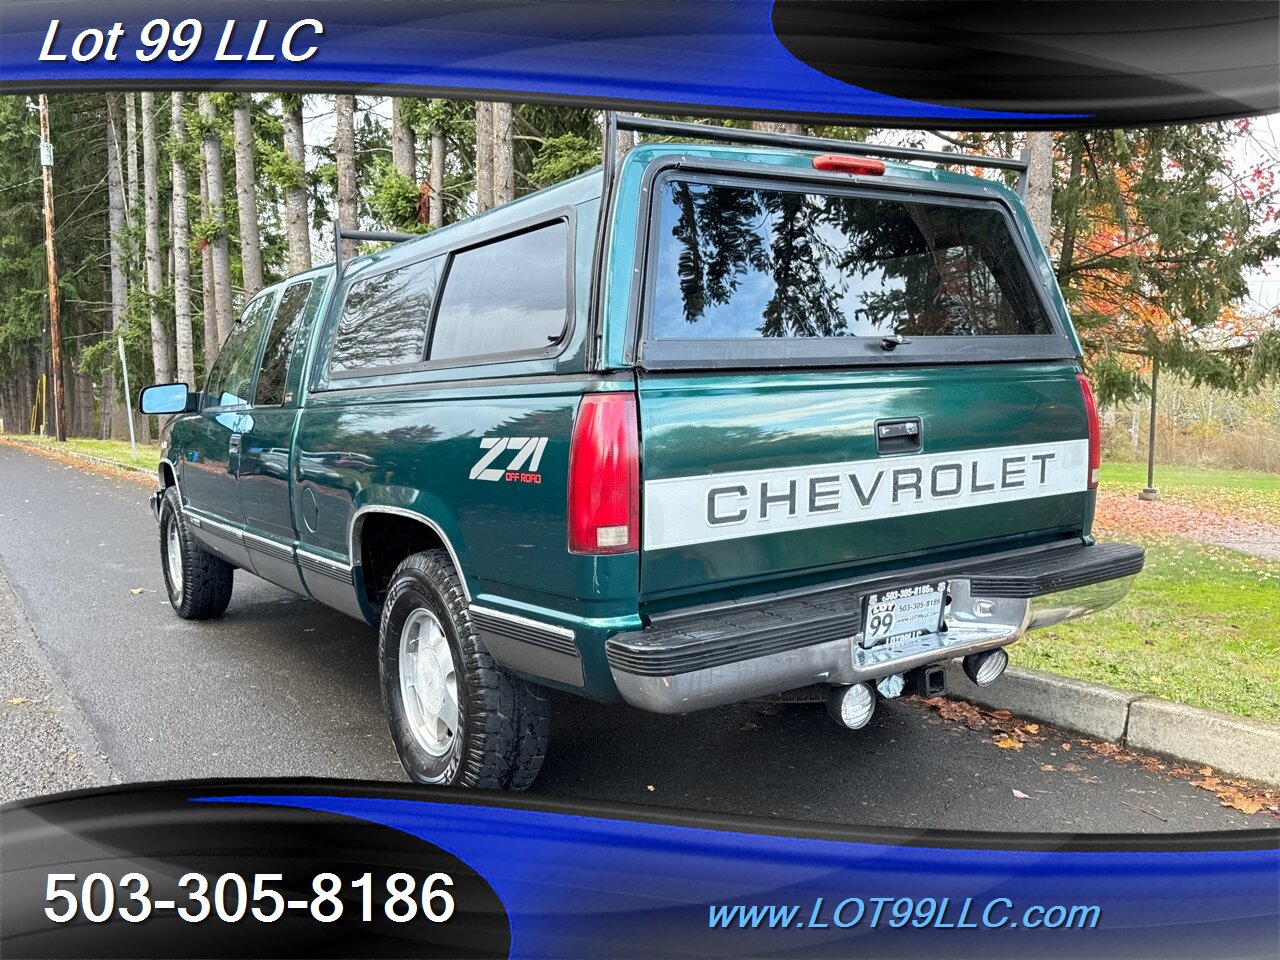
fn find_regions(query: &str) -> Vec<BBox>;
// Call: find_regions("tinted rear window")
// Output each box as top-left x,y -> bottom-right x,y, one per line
429,222 -> 568,362
329,257 -> 443,373
650,180 -> 1052,341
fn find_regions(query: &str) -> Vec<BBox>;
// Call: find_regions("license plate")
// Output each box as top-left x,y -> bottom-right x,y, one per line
862,581 -> 948,647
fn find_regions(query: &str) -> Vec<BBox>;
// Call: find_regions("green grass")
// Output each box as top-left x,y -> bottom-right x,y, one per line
1101,461 -> 1280,494
4,434 -> 160,472
1017,534 -> 1280,722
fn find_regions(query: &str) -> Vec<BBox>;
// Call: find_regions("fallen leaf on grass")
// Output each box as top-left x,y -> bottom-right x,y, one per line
993,736 -> 1023,750
1011,789 -> 1030,799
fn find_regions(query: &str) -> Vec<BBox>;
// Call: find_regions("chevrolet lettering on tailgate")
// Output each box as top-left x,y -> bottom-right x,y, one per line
648,440 -> 1086,549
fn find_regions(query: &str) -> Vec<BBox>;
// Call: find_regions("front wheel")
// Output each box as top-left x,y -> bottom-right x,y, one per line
158,486 -> 235,619
379,549 -> 549,790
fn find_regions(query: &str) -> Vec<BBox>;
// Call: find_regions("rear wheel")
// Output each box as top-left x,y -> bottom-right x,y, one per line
379,549 -> 549,790
158,486 -> 234,619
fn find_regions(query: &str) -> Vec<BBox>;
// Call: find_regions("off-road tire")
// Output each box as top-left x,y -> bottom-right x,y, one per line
379,549 -> 550,790
158,486 -> 235,619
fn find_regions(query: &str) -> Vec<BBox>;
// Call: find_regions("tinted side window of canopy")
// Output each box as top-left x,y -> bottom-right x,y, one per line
429,222 -> 569,363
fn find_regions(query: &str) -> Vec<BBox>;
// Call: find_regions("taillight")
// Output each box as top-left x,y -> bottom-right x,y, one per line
568,393 -> 639,554
813,154 -> 886,175
1076,373 -> 1101,490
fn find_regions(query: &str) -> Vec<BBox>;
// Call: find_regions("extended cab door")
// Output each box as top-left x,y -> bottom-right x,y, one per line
633,172 -> 1093,606
180,290 -> 278,567
237,273 -> 330,594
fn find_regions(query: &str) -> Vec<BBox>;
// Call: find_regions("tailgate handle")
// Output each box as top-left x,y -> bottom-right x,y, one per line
876,418 -> 922,455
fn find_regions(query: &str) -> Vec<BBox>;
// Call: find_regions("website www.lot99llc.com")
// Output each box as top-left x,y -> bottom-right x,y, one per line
708,896 -> 1102,931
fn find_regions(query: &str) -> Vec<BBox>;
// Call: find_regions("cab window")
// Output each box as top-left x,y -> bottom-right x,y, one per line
254,280 -> 314,405
329,257 -> 443,374
205,295 -> 274,409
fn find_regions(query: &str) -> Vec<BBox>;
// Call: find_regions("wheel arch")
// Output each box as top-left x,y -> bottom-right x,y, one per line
158,458 -> 181,501
349,506 -> 473,616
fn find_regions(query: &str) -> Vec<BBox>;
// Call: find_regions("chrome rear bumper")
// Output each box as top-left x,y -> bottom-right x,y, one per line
607,542 -> 1142,715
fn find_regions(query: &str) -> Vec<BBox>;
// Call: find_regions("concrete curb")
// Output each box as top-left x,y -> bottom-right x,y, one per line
0,438 -> 154,481
946,663 -> 1280,787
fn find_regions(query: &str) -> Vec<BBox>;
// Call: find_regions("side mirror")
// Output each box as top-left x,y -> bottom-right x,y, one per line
139,383 -> 196,415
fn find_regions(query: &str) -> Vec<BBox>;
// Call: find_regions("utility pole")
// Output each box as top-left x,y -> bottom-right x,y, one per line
38,94 -> 66,442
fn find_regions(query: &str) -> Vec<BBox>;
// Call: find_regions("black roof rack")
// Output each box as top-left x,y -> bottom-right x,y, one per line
612,114 -> 1030,197
333,221 -> 421,281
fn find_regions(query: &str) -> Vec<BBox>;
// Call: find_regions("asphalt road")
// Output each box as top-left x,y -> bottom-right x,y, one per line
0,443 -> 1271,832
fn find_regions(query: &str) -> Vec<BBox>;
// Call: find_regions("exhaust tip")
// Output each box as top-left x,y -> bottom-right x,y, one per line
827,683 -> 876,730
963,648 -> 1009,687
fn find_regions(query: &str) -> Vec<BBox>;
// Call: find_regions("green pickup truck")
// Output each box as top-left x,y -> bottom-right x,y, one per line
140,117 -> 1143,791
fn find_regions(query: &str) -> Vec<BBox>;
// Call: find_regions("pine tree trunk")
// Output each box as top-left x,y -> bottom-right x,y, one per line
474,101 -> 494,213
391,98 -> 416,180
334,94 -> 358,259
171,93 -> 196,386
491,101 -> 513,206
232,95 -> 263,295
125,93 -> 139,224
104,94 -> 131,440
73,314 -> 94,435
598,111 -> 636,156
751,120 -> 804,135
199,165 -> 219,371
200,93 -> 235,342
141,92 -> 174,383
429,127 -> 445,228
281,94 -> 311,272
1024,130 -> 1055,246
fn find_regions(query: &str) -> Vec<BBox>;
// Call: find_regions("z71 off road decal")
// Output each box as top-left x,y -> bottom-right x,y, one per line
470,437 -> 549,483
643,439 -> 1089,550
